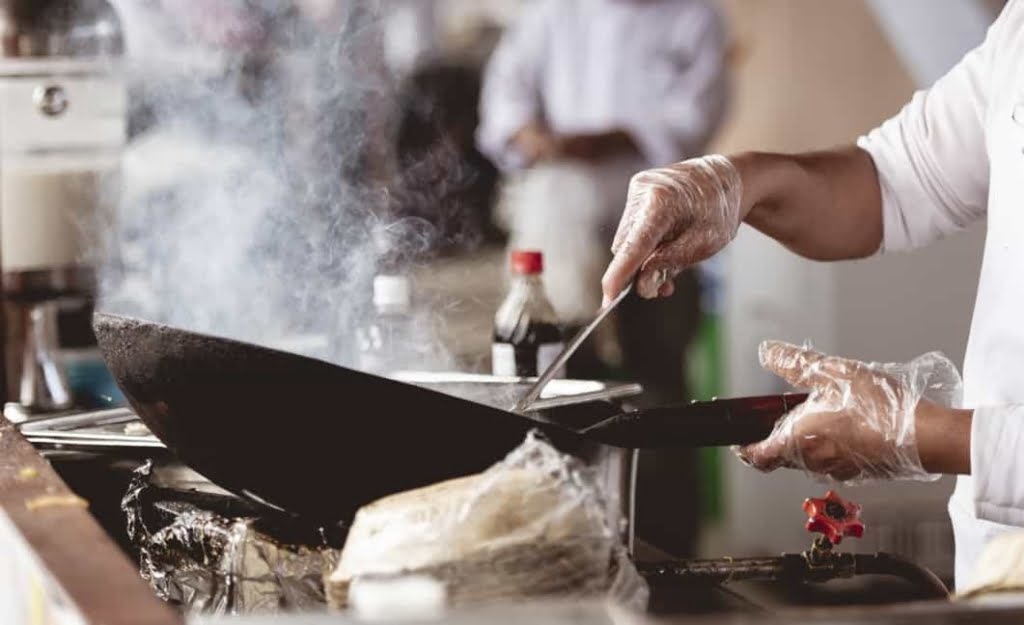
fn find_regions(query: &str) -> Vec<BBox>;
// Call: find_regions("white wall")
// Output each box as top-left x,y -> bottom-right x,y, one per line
833,227 -> 986,367
866,0 -> 993,86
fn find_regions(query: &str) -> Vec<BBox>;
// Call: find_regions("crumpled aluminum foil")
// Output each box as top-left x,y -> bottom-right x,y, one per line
122,462 -> 339,614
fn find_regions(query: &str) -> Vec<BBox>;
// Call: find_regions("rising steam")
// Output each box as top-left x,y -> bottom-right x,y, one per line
99,1 -> 470,369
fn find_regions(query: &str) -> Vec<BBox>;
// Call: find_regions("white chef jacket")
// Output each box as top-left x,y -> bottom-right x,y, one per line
476,0 -> 729,172
857,0 -> 1024,588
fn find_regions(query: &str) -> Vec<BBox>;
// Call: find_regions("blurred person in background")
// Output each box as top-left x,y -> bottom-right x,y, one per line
477,0 -> 730,556
601,0 -> 1024,589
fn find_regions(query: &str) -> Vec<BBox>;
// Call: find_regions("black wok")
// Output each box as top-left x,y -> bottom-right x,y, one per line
92,312 -> 612,523
93,312 -> 803,523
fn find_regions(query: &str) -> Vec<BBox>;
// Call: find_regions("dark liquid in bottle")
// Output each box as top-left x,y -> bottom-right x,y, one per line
492,321 -> 564,377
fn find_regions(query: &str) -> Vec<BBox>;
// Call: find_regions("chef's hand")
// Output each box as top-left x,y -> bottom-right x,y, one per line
601,155 -> 742,304
736,341 -> 967,484
512,123 -> 561,165
558,130 -> 638,162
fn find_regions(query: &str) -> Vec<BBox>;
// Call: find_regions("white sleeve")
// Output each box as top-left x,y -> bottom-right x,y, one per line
475,5 -> 552,171
856,10 -> 1005,253
627,3 -> 730,166
971,405 -> 1024,526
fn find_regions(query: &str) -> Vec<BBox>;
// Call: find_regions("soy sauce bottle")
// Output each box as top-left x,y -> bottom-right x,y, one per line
492,250 -> 565,378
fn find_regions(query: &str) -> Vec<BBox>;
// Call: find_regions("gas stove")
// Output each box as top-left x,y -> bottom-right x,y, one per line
17,414 -> 951,612
5,390 -> 1019,623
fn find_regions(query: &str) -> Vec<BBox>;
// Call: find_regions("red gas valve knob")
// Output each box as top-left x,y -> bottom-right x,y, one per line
803,491 -> 864,545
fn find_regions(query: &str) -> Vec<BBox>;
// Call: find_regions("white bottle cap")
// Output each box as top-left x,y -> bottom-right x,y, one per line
349,575 -> 447,621
373,275 -> 412,311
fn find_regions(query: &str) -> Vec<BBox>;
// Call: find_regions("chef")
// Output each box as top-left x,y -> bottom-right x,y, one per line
478,0 -> 730,556
601,0 -> 1024,587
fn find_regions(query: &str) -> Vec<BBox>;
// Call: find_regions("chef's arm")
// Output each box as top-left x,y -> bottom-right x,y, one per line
604,148 -> 885,301
916,401 -> 971,475
605,2 -> 997,302
962,405 -> 1024,526
732,146 -> 884,261
476,7 -> 552,171
740,0 -> 1005,262
922,402 -> 1024,525
604,145 -> 885,300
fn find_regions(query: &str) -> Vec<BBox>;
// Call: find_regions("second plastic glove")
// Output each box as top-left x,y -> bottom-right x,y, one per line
736,341 -> 962,485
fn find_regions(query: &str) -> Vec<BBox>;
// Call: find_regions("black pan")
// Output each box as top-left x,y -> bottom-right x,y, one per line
93,312 -> 804,523
92,312 -> 617,522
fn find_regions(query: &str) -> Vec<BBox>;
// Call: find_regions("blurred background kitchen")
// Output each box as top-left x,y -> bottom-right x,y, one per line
0,0 -> 1007,587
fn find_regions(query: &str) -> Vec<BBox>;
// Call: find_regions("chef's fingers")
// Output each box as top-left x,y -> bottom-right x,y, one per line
611,194 -> 642,255
635,224 -> 729,298
612,169 -> 670,254
602,210 -> 671,305
636,251 -> 685,299
758,341 -> 853,390
736,400 -> 811,472
735,436 -> 793,472
602,256 -> 632,308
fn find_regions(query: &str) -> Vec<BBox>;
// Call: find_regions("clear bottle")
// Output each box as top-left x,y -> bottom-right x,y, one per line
492,251 -> 565,378
357,275 -> 417,375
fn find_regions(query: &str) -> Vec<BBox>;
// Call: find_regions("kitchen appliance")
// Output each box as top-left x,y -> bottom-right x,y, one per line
13,393 -> 958,616
92,312 -> 805,524
640,490 -> 950,607
0,0 -> 125,414
18,405 -> 163,451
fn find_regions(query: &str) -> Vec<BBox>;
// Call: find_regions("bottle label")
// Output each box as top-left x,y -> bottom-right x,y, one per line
492,342 -> 566,378
491,343 -> 517,377
537,342 -> 566,378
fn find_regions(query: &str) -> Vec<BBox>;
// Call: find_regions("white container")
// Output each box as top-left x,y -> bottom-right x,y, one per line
0,57 -> 124,275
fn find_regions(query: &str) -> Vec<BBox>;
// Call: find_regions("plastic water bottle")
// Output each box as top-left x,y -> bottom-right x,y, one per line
357,275 -> 417,375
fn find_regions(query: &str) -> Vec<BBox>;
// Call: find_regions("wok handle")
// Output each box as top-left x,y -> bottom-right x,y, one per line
583,393 -> 809,449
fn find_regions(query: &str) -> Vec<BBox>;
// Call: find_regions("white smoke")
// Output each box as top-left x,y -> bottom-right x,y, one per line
98,1 -> 468,368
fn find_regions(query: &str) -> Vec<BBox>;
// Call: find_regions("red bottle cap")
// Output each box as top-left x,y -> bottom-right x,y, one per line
510,250 -> 544,275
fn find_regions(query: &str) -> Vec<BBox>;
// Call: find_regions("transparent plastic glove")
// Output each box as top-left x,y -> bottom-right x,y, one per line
602,155 -> 742,303
736,341 -> 962,485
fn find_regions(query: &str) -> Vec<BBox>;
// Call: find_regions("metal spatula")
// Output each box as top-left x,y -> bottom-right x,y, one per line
513,283 -> 633,413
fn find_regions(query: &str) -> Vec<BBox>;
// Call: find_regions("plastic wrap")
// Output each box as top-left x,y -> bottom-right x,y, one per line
737,341 -> 963,484
603,154 -> 742,302
326,432 -> 648,614
957,531 -> 1024,599
122,462 -> 339,614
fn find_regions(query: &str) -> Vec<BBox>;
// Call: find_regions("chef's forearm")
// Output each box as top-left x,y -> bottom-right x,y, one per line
731,147 -> 884,261
916,401 -> 972,475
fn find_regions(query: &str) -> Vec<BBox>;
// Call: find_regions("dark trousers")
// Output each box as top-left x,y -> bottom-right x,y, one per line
569,268 -> 703,557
